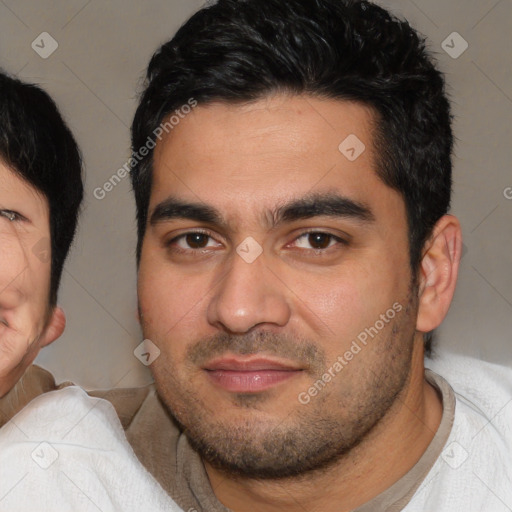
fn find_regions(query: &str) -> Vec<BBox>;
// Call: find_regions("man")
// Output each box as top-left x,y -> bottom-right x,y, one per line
2,1 -> 512,511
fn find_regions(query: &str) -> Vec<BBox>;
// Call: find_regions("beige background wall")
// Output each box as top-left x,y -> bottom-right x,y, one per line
0,0 -> 510,389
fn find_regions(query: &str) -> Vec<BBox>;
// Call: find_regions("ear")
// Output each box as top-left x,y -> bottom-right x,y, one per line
416,215 -> 462,333
39,306 -> 66,349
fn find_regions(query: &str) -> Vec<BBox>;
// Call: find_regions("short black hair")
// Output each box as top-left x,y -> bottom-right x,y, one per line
0,70 -> 84,306
131,0 -> 454,353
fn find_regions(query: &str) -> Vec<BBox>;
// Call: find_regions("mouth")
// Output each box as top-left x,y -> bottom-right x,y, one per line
203,356 -> 304,393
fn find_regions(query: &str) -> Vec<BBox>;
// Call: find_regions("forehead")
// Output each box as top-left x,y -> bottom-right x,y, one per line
150,94 -> 404,229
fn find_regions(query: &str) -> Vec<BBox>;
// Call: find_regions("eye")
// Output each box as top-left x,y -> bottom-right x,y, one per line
166,230 -> 222,253
0,210 -> 21,222
164,229 -> 348,256
291,231 -> 347,252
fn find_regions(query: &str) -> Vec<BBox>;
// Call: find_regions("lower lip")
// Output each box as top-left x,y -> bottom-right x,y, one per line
205,369 -> 300,392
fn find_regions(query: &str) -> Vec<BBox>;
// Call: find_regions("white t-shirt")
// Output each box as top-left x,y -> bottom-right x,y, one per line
0,386 -> 183,512
404,352 -> 512,511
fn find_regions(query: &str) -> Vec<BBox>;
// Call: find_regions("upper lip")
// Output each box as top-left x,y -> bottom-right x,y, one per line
203,356 -> 302,372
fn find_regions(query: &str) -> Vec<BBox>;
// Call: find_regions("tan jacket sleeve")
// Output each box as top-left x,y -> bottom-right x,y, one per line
0,364 -> 153,430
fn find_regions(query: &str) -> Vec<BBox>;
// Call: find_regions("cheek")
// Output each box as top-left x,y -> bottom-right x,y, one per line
295,276 -> 364,331
34,240 -> 52,287
287,259 -> 405,355
0,235 -> 29,307
137,254 -> 210,340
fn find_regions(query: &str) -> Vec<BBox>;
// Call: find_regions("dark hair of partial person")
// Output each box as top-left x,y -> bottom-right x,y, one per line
0,70 -> 84,306
131,0 -> 454,355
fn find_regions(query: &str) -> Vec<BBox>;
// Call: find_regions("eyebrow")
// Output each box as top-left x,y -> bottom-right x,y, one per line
149,191 -> 375,230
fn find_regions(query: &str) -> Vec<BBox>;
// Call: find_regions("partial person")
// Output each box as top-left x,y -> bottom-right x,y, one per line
0,71 -> 181,512
2,1 -> 512,511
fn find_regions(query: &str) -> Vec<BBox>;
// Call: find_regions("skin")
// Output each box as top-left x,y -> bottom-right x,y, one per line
138,94 -> 462,512
0,161 -> 65,399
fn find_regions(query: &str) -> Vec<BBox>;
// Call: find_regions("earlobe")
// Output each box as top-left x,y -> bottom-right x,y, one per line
39,306 -> 66,348
416,215 -> 462,333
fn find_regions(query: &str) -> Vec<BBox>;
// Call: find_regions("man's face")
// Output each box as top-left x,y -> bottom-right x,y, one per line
138,94 -> 420,477
0,161 -> 52,348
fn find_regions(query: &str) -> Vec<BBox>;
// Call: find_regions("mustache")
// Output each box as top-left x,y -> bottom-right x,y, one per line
186,330 -> 327,375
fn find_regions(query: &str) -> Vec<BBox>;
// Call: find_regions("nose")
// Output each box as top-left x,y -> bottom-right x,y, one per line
206,246 -> 291,334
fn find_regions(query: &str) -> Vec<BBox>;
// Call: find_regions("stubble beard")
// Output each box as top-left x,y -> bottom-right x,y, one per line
149,290 -> 418,480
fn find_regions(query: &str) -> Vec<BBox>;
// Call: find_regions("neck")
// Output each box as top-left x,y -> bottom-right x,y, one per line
204,337 -> 443,512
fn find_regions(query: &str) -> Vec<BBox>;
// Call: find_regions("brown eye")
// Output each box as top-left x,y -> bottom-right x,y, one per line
307,233 -> 332,249
184,233 -> 210,249
165,230 -> 222,254
292,231 -> 346,251
0,210 -> 18,221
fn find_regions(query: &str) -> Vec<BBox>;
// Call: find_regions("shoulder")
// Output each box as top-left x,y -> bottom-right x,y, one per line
425,351 -> 512,470
0,386 -> 183,511
406,352 -> 512,511
425,351 -> 512,436
0,363 -> 159,430
0,385 -> 124,442
0,364 -> 63,426
425,351 -> 512,413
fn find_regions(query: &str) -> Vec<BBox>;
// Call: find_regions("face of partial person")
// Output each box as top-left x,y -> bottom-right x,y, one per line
0,161 -> 55,381
137,94 -> 422,478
